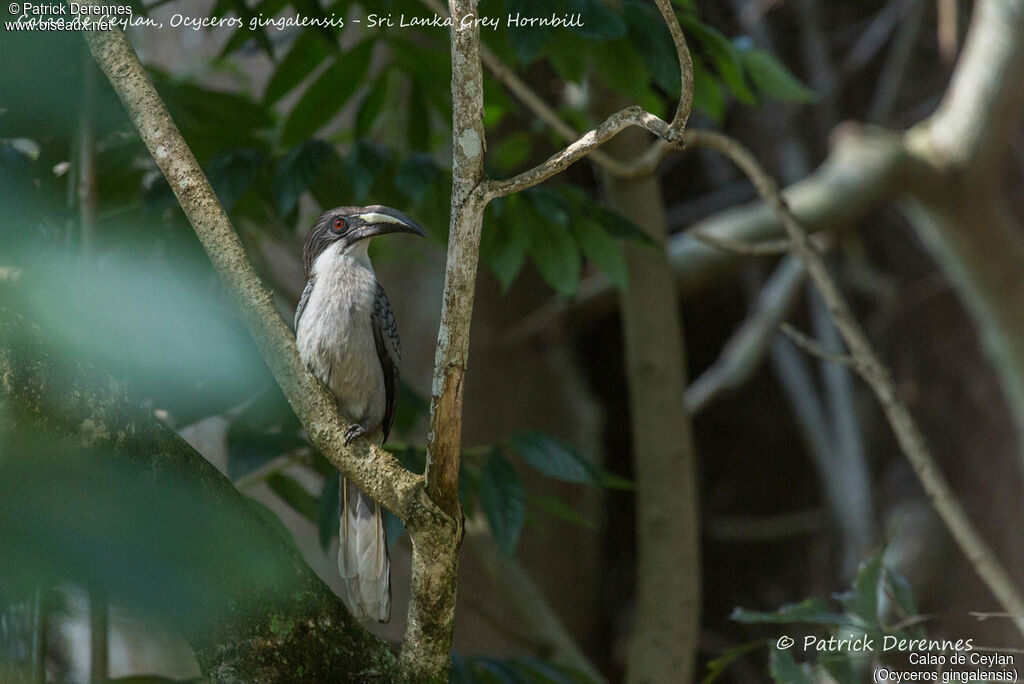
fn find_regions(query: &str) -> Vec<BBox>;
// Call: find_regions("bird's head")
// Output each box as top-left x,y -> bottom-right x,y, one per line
303,205 -> 428,274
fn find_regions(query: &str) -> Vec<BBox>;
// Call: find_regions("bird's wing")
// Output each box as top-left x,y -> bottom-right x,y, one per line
371,282 -> 401,444
294,275 -> 316,331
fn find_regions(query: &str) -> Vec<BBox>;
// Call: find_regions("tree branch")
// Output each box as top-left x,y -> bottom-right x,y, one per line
687,128 -> 1024,639
508,124 -> 909,339
685,256 -> 806,413
482,0 -> 692,198
72,6 -> 457,680
73,11 -> 423,527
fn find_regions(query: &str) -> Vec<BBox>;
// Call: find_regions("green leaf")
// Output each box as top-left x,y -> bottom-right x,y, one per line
623,0 -> 680,96
572,216 -> 628,289
739,48 -> 818,104
591,37 -> 651,103
835,553 -> 882,627
356,70 -> 391,137
481,202 -> 533,292
264,31 -> 332,104
566,0 -> 626,41
407,84 -> 432,151
769,650 -> 815,684
280,41 -> 374,146
266,473 -> 319,523
216,0 -> 281,59
491,131 -> 533,171
529,220 -> 580,297
729,597 -> 850,626
524,187 -> 570,226
395,153 -> 440,206
547,31 -> 591,83
529,494 -> 596,530
344,140 -> 391,201
691,55 -> 725,123
557,185 -> 655,246
506,0 -> 553,63
511,431 -> 598,485
317,472 -> 339,551
478,452 -> 525,555
681,17 -> 756,104
206,149 -> 264,212
273,140 -> 334,216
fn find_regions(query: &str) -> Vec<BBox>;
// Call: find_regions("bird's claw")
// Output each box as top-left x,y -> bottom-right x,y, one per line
344,424 -> 368,446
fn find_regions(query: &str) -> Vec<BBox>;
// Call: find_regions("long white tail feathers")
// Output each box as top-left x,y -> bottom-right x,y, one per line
338,477 -> 391,622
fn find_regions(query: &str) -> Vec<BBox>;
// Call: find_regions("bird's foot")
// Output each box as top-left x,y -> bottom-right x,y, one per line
344,424 -> 368,446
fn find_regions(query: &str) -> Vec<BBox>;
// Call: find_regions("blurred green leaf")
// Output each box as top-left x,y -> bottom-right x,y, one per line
572,216 -> 628,289
273,140 -> 334,216
0,439 -> 296,631
557,185 -> 655,246
835,553 -> 882,626
524,187 -> 570,226
280,41 -> 374,146
396,153 -> 441,206
345,139 -> 391,201
216,0 -> 284,58
266,472 -> 320,523
510,431 -> 597,485
479,452 -> 525,555
206,148 -> 264,212
528,494 -> 596,530
566,0 -> 625,41
265,31 -> 333,104
407,84 -> 432,151
528,220 -> 580,297
591,37 -> 651,104
491,131 -> 533,171
769,650 -> 815,684
739,48 -> 818,104
624,0 -> 681,96
546,31 -> 590,83
481,199 -> 533,292
691,54 -> 725,122
682,17 -> 756,104
356,70 -> 392,137
506,0 -> 553,63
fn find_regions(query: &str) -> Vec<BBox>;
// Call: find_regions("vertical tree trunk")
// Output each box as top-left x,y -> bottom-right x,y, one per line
602,129 -> 701,684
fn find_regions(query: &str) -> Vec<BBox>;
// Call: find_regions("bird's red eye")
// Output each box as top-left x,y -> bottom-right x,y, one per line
332,217 -> 346,232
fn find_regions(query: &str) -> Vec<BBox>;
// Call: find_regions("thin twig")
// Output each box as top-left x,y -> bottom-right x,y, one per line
686,256 -> 806,413
689,128 -> 1024,639
780,322 -> 857,368
689,229 -> 792,256
476,0 -> 691,195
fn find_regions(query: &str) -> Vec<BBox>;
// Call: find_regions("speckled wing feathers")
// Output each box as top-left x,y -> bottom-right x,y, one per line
371,282 -> 401,444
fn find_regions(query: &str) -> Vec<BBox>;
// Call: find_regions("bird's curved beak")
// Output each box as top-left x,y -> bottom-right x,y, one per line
353,205 -> 428,240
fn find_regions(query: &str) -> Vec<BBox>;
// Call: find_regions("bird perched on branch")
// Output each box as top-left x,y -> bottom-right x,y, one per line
295,205 -> 427,622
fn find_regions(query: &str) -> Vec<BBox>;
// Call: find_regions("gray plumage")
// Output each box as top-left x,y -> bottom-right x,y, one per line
295,205 -> 426,623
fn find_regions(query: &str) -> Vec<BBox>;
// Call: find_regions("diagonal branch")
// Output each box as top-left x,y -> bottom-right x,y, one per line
485,106 -> 679,199
482,0 -> 692,197
71,6 -> 462,681
687,128 -> 1024,640
74,18 -> 425,526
